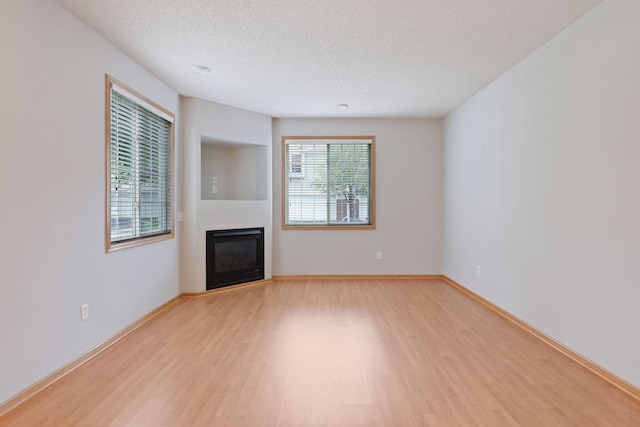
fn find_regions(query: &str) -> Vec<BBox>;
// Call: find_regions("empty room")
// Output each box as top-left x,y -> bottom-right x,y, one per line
1,0 -> 639,425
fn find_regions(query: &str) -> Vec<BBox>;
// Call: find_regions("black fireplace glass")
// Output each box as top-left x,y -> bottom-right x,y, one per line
206,227 -> 264,290
214,241 -> 257,272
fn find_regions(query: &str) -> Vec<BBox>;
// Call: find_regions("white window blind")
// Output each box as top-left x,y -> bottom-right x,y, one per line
283,137 -> 375,228
107,77 -> 174,250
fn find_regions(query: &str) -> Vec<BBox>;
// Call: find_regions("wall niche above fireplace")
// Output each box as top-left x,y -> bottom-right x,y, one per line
206,228 -> 265,290
201,137 -> 268,201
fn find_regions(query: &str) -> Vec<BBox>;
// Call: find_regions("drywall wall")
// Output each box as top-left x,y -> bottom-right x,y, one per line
181,98 -> 272,293
443,0 -> 640,387
201,144 -> 229,200
273,119 -> 443,275
0,0 -> 180,405
227,146 -> 268,200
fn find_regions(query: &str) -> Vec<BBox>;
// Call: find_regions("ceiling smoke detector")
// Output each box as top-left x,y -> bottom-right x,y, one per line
336,103 -> 349,110
189,64 -> 211,75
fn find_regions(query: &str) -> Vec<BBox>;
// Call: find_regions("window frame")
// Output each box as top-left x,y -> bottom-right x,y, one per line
281,135 -> 376,230
105,75 -> 175,252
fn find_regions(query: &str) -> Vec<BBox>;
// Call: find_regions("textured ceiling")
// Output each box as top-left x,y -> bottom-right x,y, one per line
56,0 -> 602,118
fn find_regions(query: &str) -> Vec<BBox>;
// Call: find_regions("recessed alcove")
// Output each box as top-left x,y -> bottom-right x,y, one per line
201,137 -> 268,201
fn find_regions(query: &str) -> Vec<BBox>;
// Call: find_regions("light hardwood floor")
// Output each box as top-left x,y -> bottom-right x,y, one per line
2,279 -> 639,426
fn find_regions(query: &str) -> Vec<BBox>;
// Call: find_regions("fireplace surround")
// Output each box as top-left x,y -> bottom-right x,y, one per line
206,227 -> 264,290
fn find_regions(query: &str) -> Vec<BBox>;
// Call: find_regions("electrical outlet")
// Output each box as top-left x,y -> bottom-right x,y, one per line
376,251 -> 383,260
476,266 -> 481,276
212,185 -> 218,194
81,304 -> 89,320
177,211 -> 184,222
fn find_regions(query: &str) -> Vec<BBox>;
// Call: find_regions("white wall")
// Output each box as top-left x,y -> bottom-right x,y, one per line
443,0 -> 640,387
0,0 -> 181,404
181,98 -> 273,293
273,119 -> 443,275
201,144 -> 230,200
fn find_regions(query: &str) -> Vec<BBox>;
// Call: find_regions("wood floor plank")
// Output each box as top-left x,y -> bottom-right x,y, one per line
2,279 -> 640,426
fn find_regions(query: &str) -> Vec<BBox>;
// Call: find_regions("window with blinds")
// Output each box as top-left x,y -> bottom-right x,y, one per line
282,136 -> 375,229
106,75 -> 175,252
